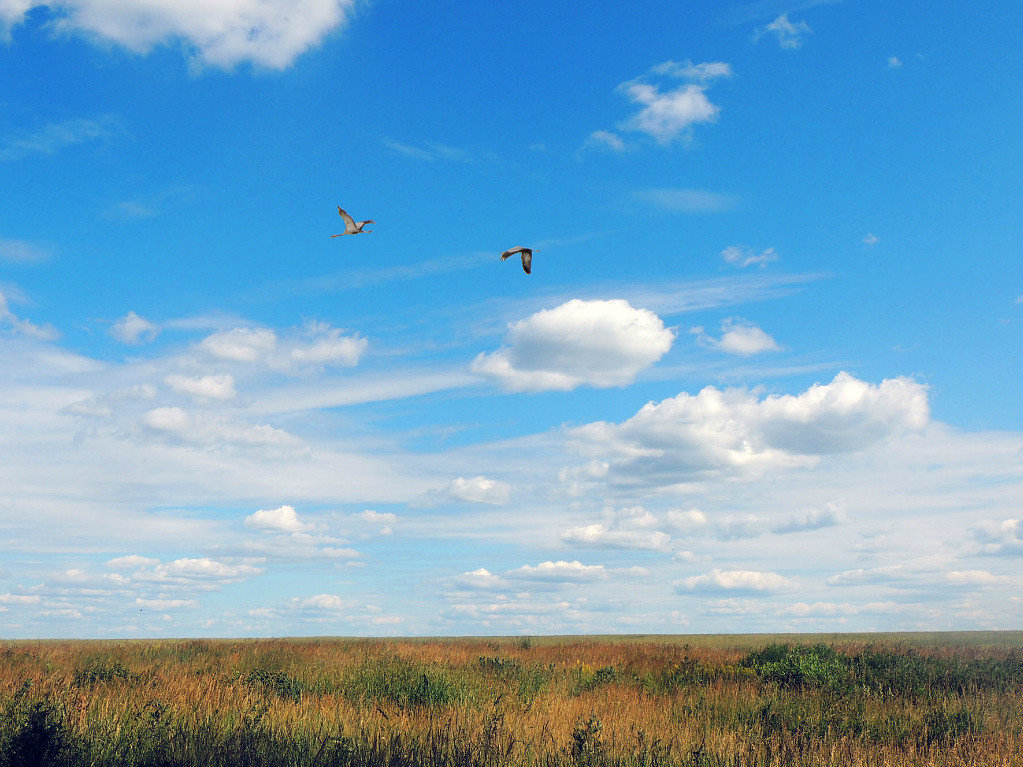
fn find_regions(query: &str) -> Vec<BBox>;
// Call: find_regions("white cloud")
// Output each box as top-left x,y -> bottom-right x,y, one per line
141,406 -> 192,434
971,519 -> 1023,556
618,82 -> 719,144
721,245 -> 778,268
0,116 -> 115,161
0,238 -> 50,263
453,568 -> 506,590
887,56 -> 902,68
634,188 -> 739,213
561,506 -> 671,551
244,505 -> 308,533
506,560 -> 607,583
2,1 -> 358,70
945,570 -> 1003,587
199,322 -> 365,370
676,568 -> 795,594
570,373 -> 930,489
473,299 -> 674,392
106,555 -> 159,569
165,373 -> 236,401
863,233 -> 880,246
201,327 -> 277,362
583,130 -> 626,152
0,287 -> 59,340
141,406 -> 297,447
651,60 -> 733,82
595,60 -> 731,147
290,321 -> 367,366
691,318 -> 781,356
755,14 -> 812,49
150,558 -> 261,584
434,476 -> 510,505
110,311 -> 159,344
298,593 -> 344,612
355,509 -> 396,534
0,593 -> 40,604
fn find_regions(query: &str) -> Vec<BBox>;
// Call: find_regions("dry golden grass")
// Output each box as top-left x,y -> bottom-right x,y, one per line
1,634 -> 1022,766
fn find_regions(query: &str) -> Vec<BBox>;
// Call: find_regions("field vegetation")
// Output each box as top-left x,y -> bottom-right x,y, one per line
1,633 -> 1022,766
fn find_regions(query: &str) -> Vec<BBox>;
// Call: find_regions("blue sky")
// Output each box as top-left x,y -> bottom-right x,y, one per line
1,0 -> 1021,637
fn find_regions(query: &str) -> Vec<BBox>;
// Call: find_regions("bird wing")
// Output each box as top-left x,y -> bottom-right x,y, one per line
501,246 -> 526,259
337,206 -> 357,229
521,251 -> 532,274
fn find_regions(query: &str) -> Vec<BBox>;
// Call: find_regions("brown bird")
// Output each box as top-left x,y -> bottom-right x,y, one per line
500,246 -> 534,274
331,206 -> 374,236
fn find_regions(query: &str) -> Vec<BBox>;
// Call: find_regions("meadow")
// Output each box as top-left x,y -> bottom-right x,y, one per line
1,632 -> 1022,766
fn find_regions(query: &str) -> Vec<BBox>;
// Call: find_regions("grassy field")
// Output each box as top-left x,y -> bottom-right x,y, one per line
2,633 -> 1022,766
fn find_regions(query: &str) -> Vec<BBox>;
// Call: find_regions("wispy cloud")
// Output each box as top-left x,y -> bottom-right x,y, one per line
381,138 -> 496,163
754,14 -> 813,49
0,238 -> 52,263
0,116 -> 117,162
634,188 -> 740,213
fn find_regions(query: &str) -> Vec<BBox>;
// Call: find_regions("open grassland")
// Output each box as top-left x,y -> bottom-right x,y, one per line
2,633 -> 1023,766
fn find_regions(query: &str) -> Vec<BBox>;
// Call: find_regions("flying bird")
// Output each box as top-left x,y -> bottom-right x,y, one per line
331,206 -> 374,236
500,246 -> 534,274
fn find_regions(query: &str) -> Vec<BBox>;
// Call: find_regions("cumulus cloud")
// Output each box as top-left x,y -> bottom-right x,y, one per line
676,568 -> 795,594
244,504 -> 308,533
570,373 -> 929,489
505,560 -> 607,583
453,568 -> 506,591
887,57 -> 902,68
297,593 -> 344,612
614,60 -> 732,145
165,373 -> 236,400
199,322 -> 365,371
473,299 -> 674,392
561,506 -> 671,551
127,558 -> 262,590
109,311 -> 159,344
755,14 -> 812,49
431,476 -> 510,505
1,1 -> 358,70
200,327 -> 277,362
971,519 -> 1023,556
691,318 -> 781,356
863,234 -> 880,246
721,245 -> 778,268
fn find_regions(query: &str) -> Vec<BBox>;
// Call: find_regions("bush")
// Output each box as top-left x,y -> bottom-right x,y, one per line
742,644 -> 850,692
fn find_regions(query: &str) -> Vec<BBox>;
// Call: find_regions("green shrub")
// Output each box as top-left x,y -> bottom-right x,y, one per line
742,644 -> 851,692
